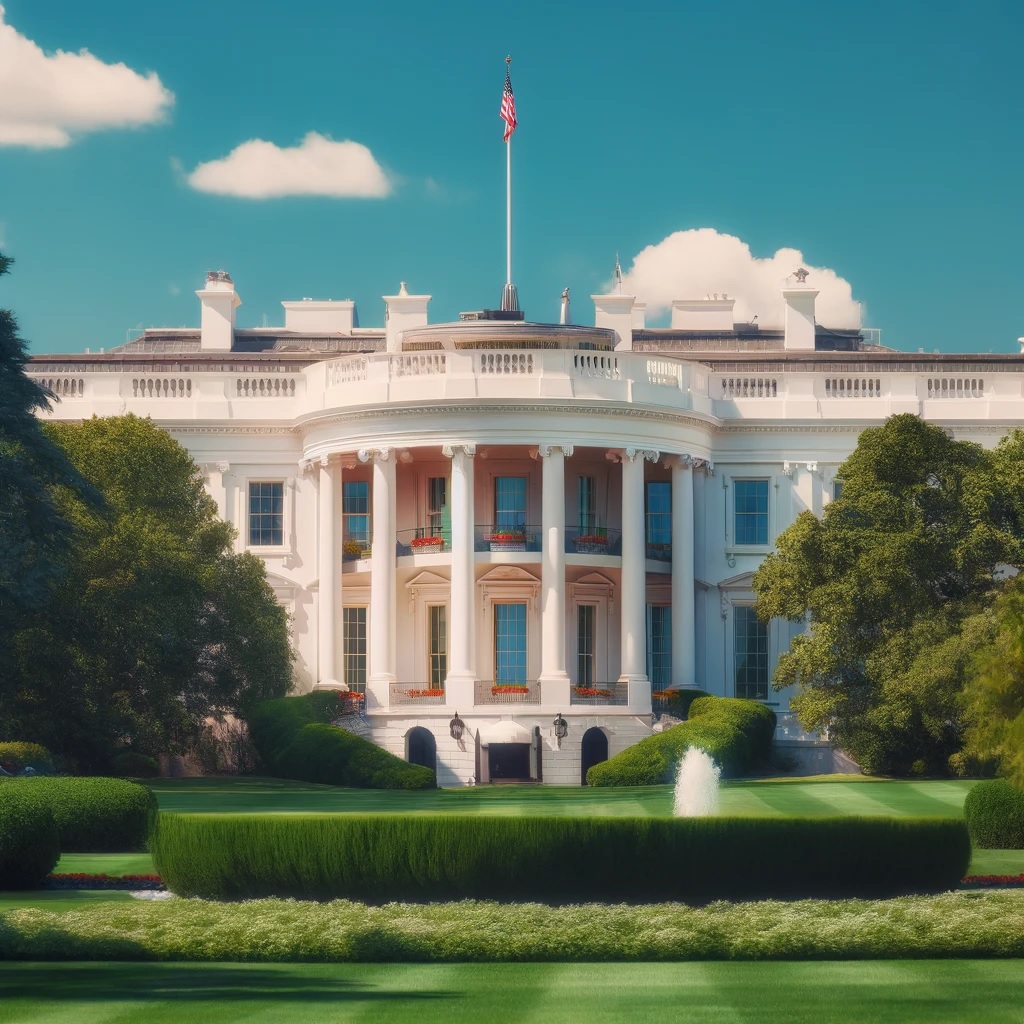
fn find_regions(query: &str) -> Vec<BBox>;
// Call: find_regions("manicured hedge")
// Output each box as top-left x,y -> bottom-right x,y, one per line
247,694 -> 436,790
587,695 -> 776,786
151,812 -> 970,902
0,786 -> 60,889
0,742 -> 55,776
0,777 -> 157,852
964,779 -> 1024,849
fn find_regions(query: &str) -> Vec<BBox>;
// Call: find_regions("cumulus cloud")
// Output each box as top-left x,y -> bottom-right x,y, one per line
617,228 -> 862,328
0,5 -> 173,148
186,132 -> 393,199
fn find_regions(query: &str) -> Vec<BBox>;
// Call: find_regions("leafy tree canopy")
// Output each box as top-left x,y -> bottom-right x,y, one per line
5,415 -> 292,770
753,414 -> 1024,775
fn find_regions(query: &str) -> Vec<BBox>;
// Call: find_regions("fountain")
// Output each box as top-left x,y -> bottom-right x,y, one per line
673,747 -> 721,817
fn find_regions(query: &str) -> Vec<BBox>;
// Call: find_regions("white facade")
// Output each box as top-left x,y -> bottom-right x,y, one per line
29,270 -> 1023,785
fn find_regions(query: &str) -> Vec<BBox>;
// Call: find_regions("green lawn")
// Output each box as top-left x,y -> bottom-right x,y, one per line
1,961 -> 1023,1023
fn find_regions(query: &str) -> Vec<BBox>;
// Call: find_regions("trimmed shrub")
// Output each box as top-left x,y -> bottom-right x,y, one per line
151,812 -> 970,902
0,742 -> 56,776
588,695 -> 776,786
964,779 -> 1024,849
0,777 -> 157,852
0,786 -> 60,889
657,688 -> 710,719
110,752 -> 161,779
247,695 -> 436,790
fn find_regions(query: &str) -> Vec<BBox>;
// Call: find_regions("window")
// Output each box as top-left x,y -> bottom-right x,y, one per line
427,477 -> 448,536
577,604 -> 595,685
343,480 -> 370,547
494,603 -> 527,683
734,605 -> 768,700
734,479 -> 769,545
248,482 -> 284,546
342,607 -> 367,692
646,605 -> 672,687
495,477 -> 527,532
645,481 -> 671,555
577,476 -> 597,533
832,479 -> 845,501
428,605 -> 447,686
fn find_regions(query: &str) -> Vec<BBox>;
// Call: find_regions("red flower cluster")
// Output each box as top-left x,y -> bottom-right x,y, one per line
492,684 -> 530,694
961,874 -> 1024,886
410,536 -> 444,549
337,691 -> 364,702
406,688 -> 445,698
573,687 -> 613,698
50,872 -> 162,882
576,535 -> 608,546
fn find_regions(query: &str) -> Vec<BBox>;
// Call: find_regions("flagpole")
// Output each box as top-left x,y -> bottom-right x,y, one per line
506,132 -> 512,288
500,54 -> 518,312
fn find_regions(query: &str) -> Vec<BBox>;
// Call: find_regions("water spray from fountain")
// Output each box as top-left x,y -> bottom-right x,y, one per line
673,747 -> 721,817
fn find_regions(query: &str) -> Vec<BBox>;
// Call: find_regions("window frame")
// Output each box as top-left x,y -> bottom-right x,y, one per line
494,476 -> 528,532
342,479 -> 371,549
733,604 -> 769,701
493,601 -> 529,684
732,477 -> 770,547
247,480 -> 285,548
427,603 -> 448,687
646,604 -> 672,687
342,605 -> 368,692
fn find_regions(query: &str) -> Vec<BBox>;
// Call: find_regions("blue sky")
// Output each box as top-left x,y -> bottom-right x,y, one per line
1,0 -> 1021,354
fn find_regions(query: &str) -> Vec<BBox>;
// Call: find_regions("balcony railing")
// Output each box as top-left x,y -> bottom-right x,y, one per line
646,541 -> 672,562
474,680 -> 540,705
389,682 -> 447,706
565,526 -> 622,556
475,525 -> 542,553
569,682 -> 629,706
396,528 -> 451,555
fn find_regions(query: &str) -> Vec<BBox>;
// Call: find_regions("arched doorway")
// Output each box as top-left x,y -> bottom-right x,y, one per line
407,727 -> 437,772
580,727 -> 608,785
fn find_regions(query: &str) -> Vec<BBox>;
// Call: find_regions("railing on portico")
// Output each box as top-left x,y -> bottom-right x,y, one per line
474,680 -> 541,705
475,525 -> 542,553
565,526 -> 622,556
396,529 -> 451,555
569,683 -> 629,706
645,541 -> 672,562
389,682 -> 447,706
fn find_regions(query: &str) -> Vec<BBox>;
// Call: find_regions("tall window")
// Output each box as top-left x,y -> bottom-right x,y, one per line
428,605 -> 447,686
646,605 -> 672,687
343,480 -> 370,547
832,479 -> 845,501
427,477 -> 448,536
577,476 -> 597,532
495,477 -> 527,531
249,482 -> 284,546
734,479 -> 769,545
734,605 -> 768,700
494,603 -> 527,683
342,607 -> 367,692
577,604 -> 595,685
645,481 -> 671,550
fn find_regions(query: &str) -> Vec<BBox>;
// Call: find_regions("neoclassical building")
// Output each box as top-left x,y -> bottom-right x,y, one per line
28,271 -> 1023,784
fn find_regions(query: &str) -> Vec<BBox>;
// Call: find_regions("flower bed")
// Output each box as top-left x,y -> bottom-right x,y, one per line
47,872 -> 164,891
962,874 -> 1024,887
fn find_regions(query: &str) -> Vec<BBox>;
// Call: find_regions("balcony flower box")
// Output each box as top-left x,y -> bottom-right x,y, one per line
405,688 -> 446,699
410,536 -> 444,553
573,686 -> 614,699
343,540 -> 371,561
491,684 -> 530,696
574,534 -> 609,555
489,531 -> 526,552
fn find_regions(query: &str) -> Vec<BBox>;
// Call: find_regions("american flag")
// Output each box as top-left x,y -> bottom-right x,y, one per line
500,65 -> 517,142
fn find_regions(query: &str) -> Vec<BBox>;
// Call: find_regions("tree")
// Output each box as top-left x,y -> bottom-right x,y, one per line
5,415 -> 292,770
753,414 -> 1024,775
0,253 -> 97,677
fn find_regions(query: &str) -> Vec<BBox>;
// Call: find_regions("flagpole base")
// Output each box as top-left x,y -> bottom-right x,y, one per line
501,282 -> 520,312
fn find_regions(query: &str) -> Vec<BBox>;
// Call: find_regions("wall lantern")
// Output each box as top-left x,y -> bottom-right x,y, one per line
553,713 -> 568,743
449,712 -> 465,741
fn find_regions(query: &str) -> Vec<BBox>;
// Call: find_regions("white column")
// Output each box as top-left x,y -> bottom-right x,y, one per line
539,444 -> 572,704
443,443 -> 476,710
671,456 -> 696,688
619,448 -> 658,708
360,447 -> 396,709
201,461 -> 231,520
317,455 -> 340,687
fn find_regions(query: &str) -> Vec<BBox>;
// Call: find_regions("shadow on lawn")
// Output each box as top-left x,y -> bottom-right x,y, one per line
0,962 -> 453,1004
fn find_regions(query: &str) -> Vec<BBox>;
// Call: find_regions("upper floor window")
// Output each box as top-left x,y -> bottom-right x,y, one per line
832,479 -> 845,501
428,604 -> 447,687
645,481 -> 671,554
343,480 -> 370,546
577,476 -> 597,532
427,476 -> 448,536
577,603 -> 596,686
734,479 -> 769,545
248,482 -> 283,546
647,605 -> 672,687
342,606 -> 367,692
495,476 -> 527,532
734,605 -> 768,700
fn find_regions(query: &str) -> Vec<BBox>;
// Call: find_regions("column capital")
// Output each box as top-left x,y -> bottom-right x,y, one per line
200,460 -> 230,479
694,458 -> 714,475
358,447 -> 392,464
669,454 -> 695,469
535,444 -> 574,459
625,447 -> 660,464
442,442 -> 477,459
783,460 -> 818,477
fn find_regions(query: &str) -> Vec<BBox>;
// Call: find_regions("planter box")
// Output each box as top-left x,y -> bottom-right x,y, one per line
411,541 -> 443,554
490,541 -> 526,552
574,542 -> 608,555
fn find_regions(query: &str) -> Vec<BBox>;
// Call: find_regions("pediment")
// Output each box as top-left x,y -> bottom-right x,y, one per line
573,571 -> 614,589
476,565 -> 541,585
406,570 -> 451,589
718,571 -> 756,590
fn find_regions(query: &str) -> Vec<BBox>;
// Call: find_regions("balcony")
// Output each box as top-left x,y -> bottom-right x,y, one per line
389,683 -> 447,707
569,683 -> 629,707
474,680 -> 541,705
645,541 -> 672,563
396,528 -> 451,556
565,526 -> 622,556
475,525 -> 542,553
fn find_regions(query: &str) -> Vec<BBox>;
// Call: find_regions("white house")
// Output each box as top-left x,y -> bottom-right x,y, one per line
28,270 -> 1021,785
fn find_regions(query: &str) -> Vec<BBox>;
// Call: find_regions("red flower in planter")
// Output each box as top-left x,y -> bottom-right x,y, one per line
410,536 -> 445,549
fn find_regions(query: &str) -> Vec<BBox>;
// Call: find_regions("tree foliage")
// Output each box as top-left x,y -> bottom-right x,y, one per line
754,414 -> 1024,775
4,415 -> 292,770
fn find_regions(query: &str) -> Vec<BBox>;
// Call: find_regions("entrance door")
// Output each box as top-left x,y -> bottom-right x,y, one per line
489,742 -> 530,780
580,727 -> 609,785
407,727 -> 437,772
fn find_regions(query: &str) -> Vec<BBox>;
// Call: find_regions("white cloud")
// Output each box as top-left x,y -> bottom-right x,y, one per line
617,228 -> 862,328
0,5 -> 173,149
186,132 -> 393,199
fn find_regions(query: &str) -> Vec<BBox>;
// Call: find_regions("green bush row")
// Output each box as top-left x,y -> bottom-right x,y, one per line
0,786 -> 60,889
247,694 -> 436,790
0,777 -> 156,852
0,742 -> 56,776
1,890 -> 1022,962
964,779 -> 1024,848
587,695 -> 776,786
151,812 -> 970,902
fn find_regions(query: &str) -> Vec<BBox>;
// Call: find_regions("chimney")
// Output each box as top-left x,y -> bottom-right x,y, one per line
671,296 -> 735,331
281,299 -> 357,334
196,271 -> 240,351
783,268 -> 818,351
592,293 -> 635,351
383,282 -> 430,352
